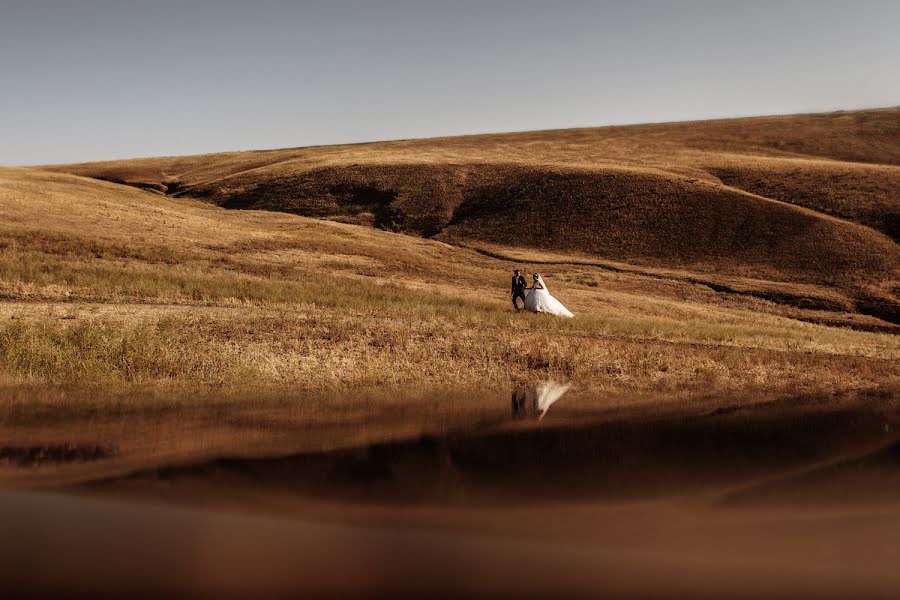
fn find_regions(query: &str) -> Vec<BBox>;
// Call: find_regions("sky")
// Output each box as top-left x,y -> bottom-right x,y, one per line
2,0 -> 899,165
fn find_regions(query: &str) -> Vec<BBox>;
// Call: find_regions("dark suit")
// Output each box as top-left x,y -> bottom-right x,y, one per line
511,275 -> 527,310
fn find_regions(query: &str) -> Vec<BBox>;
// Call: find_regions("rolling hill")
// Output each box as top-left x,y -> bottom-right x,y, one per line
1,131 -> 899,395
40,108 -> 900,323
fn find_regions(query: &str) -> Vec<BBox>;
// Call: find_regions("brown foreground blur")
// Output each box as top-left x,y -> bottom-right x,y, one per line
2,385 -> 899,598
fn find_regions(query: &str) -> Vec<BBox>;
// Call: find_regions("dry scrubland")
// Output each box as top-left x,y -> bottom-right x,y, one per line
0,109 -> 897,401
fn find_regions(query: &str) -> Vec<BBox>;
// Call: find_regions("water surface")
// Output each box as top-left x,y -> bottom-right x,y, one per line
2,385 -> 899,597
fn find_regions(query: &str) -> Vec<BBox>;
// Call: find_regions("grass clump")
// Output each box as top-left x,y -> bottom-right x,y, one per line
0,318 -> 249,385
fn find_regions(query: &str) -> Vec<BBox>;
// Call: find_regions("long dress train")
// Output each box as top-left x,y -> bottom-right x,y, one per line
524,275 -> 574,318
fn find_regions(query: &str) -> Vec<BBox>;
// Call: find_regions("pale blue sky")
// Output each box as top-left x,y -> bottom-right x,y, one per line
2,0 -> 899,165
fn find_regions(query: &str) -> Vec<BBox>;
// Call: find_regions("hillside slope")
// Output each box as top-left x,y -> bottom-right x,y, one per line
1,165 -> 898,397
40,109 -> 900,308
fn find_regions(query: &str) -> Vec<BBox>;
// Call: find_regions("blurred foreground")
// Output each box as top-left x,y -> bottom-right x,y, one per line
2,385 -> 899,598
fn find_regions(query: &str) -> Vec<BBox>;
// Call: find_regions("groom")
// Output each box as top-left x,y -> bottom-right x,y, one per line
511,269 -> 528,311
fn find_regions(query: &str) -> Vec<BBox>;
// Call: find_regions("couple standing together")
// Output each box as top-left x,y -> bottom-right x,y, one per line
511,269 -> 574,318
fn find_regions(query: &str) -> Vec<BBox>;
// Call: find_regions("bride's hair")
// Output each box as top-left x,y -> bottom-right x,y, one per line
533,273 -> 540,279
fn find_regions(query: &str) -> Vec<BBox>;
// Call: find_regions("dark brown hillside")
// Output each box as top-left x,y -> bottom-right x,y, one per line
172,159 -> 896,284
709,161 -> 900,241
188,163 -> 468,236
437,165 -> 898,285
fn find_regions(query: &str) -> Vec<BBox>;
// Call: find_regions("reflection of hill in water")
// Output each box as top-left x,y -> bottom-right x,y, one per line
723,438 -> 900,506
89,394 -> 900,507
5,388 -> 900,597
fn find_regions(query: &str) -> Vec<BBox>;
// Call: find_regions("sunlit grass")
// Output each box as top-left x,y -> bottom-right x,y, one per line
0,248 -> 497,317
0,317 -> 251,385
0,164 -> 896,399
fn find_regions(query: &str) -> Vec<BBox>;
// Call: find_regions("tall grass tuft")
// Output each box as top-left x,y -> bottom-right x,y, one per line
0,318 -> 250,385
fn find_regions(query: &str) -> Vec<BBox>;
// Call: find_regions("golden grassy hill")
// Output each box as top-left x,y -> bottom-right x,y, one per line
41,108 -> 900,323
0,162 -> 897,400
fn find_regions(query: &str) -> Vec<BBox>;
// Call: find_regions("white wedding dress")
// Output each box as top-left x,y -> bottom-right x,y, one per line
524,275 -> 574,318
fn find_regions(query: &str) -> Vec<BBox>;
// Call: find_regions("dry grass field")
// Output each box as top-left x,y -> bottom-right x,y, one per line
1,110 -> 898,400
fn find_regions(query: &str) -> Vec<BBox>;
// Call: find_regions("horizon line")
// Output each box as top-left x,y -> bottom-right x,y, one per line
21,102 -> 900,169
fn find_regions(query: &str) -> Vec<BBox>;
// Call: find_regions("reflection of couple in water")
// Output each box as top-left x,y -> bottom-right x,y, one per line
512,381 -> 572,420
511,269 -> 574,318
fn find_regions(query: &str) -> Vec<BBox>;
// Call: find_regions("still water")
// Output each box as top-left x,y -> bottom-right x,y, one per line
1,384 -> 899,597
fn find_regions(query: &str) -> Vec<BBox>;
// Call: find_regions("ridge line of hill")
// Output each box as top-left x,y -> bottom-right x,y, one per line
704,180 -> 897,238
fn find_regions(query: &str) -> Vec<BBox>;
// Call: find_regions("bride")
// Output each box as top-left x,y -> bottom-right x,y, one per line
524,273 -> 574,318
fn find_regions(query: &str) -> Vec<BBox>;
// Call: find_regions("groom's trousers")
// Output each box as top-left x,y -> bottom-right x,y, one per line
512,291 -> 526,310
